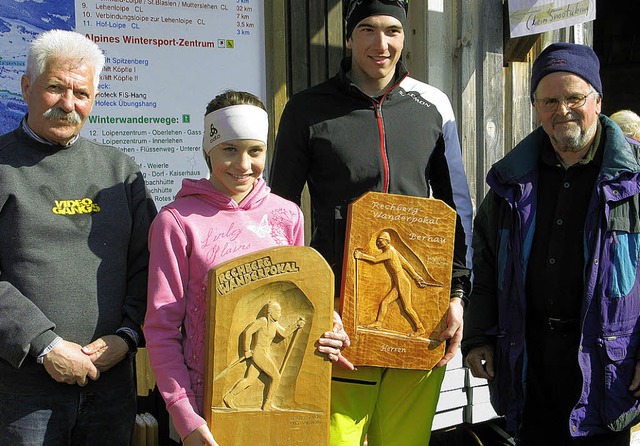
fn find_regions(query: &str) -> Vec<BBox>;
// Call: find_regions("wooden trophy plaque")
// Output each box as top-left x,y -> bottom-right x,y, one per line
340,191 -> 456,370
204,246 -> 333,446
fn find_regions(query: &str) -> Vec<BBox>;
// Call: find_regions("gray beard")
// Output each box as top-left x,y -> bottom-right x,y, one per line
551,121 -> 597,153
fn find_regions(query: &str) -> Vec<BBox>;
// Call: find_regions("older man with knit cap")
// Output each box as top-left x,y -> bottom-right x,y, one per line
463,42 -> 640,445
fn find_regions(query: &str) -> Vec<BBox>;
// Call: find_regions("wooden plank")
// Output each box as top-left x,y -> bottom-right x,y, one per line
406,0 -> 455,94
581,21 -> 593,46
326,0 -> 344,74
441,368 -> 467,392
404,0 -> 427,81
464,402 -> 499,424
458,0 -> 480,205
309,0 -> 327,87
265,0 -> 288,160
432,407 -> 465,431
505,35 -> 540,62
427,0 -> 454,94
449,0 -> 462,124
505,61 -> 535,151
289,1 -> 309,95
435,389 -> 468,412
478,0 -> 505,200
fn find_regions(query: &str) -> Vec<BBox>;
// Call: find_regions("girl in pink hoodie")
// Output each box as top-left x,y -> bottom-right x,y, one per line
144,91 -> 351,446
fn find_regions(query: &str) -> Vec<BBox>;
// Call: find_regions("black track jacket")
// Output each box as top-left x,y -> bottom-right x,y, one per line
269,58 -> 472,296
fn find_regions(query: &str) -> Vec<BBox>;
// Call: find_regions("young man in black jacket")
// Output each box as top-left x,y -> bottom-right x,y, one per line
269,1 -> 472,444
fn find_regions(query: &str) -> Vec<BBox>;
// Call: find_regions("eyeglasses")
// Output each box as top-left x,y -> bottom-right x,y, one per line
534,91 -> 595,112
344,0 -> 409,22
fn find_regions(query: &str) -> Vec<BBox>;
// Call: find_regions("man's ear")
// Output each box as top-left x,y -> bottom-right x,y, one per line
594,96 -> 602,115
21,75 -> 31,102
533,106 -> 542,124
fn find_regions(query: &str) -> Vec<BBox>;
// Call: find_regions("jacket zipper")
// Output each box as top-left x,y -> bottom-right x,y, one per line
373,101 -> 390,193
371,74 -> 408,193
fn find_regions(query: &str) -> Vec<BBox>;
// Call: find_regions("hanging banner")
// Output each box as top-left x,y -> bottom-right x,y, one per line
0,0 -> 266,206
508,0 -> 596,38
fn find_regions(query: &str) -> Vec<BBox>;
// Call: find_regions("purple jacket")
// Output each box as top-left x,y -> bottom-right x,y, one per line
463,115 -> 640,436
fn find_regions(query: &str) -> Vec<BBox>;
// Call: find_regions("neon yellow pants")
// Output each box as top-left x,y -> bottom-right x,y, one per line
329,366 -> 446,446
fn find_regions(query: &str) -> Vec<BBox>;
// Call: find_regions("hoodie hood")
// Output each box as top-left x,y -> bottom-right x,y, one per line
174,176 -> 270,210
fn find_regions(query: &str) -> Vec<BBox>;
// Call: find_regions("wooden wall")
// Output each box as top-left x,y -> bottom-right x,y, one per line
266,0 -> 592,213
594,1 -> 640,116
404,1 -> 592,206
266,0 -> 345,134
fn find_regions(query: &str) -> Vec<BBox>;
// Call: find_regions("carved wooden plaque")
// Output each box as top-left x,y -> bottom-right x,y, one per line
340,192 -> 456,370
204,246 -> 333,446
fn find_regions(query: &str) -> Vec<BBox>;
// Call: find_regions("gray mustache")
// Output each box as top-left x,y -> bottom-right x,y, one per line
43,107 -> 82,124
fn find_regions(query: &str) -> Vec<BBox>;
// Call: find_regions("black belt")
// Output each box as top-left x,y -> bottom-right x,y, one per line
546,317 -> 579,333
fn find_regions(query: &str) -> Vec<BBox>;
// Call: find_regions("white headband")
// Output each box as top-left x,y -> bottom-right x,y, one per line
202,104 -> 268,154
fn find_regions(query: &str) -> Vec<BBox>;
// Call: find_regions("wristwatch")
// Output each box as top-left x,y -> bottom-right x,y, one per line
450,289 -> 469,308
115,331 -> 138,355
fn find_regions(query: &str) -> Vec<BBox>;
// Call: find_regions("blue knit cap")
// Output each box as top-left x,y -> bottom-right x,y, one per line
530,42 -> 602,103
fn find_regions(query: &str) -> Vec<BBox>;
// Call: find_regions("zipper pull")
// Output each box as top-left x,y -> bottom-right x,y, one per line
374,102 -> 381,118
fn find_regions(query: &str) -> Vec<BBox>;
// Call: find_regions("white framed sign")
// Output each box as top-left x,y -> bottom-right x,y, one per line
508,0 -> 596,38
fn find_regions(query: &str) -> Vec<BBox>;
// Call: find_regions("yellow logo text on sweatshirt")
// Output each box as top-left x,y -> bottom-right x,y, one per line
52,198 -> 101,215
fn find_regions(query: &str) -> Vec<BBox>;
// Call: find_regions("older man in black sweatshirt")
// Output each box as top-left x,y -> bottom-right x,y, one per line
0,30 -> 156,445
